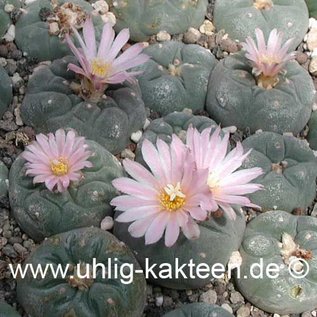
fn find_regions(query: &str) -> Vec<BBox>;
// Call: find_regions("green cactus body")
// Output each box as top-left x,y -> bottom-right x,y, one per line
9,140 -> 124,242
163,303 -> 234,317
306,0 -> 317,18
0,65 -> 12,118
20,56 -> 146,154
17,227 -> 146,317
214,0 -> 309,50
241,132 -> 317,213
0,1 -> 10,38
135,111 -> 218,163
114,210 -> 245,289
0,302 -> 21,317
236,210 -> 317,314
308,111 -> 317,150
15,0 -> 103,61
0,161 -> 8,198
0,0 -> 20,38
108,0 -> 208,41
135,41 -> 217,115
206,54 -> 315,134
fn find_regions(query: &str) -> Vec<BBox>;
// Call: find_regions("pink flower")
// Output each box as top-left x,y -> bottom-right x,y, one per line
242,28 -> 295,78
22,129 -> 93,193
111,136 -> 213,247
65,17 -> 149,91
186,126 -> 263,220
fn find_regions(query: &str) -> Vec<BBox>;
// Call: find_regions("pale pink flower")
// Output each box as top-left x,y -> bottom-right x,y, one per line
22,129 -> 93,193
186,126 -> 263,220
65,17 -> 149,91
111,136 -> 213,247
242,28 -> 295,78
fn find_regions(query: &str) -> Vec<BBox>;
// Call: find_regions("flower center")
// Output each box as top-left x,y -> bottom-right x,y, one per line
50,158 -> 69,176
160,182 -> 186,212
259,54 -> 280,66
207,172 -> 221,195
253,0 -> 273,10
91,58 -> 111,78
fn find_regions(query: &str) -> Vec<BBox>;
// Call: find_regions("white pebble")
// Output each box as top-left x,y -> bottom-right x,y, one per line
156,30 -> 171,42
155,295 -> 163,307
131,130 -> 142,143
4,4 -> 14,13
100,216 -> 114,231
221,303 -> 233,314
3,25 -> 15,42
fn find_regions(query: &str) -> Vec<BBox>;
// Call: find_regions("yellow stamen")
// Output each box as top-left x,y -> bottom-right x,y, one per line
91,58 -> 111,78
160,182 -> 186,212
50,157 -> 69,176
259,55 -> 280,66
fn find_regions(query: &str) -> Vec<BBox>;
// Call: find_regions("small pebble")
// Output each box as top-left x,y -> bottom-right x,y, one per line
199,20 -> 215,36
199,289 -> 217,305
121,148 -> 135,159
230,291 -> 244,304
183,27 -> 201,44
237,306 -> 251,317
100,216 -> 114,231
221,303 -> 233,314
131,130 -> 142,143
156,31 -> 171,42
155,295 -> 163,307
2,244 -> 17,258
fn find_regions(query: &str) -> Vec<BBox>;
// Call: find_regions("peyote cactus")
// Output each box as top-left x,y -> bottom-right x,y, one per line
0,0 -> 20,38
17,227 -> 146,317
0,65 -> 12,118
308,111 -> 317,150
20,56 -> 146,154
108,0 -> 208,41
15,0 -> 104,61
206,53 -> 315,134
114,209 -> 246,289
9,139 -> 124,242
0,302 -> 21,317
306,0 -> 317,18
241,132 -> 317,213
134,41 -> 217,115
236,210 -> 317,314
214,0 -> 309,50
163,303 -> 234,317
135,111 -> 218,163
0,161 -> 8,198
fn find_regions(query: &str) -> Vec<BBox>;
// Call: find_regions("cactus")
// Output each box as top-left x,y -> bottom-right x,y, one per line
214,0 -> 309,50
163,303 -> 234,317
236,210 -> 317,314
20,56 -> 146,154
0,0 -> 20,38
0,161 -> 8,198
241,132 -> 317,213
108,0 -> 208,41
17,227 -> 146,317
308,111 -> 317,150
0,65 -> 12,118
114,209 -> 245,289
0,302 -> 21,317
9,139 -> 124,242
15,0 -> 104,61
135,111 -> 218,163
134,41 -> 217,115
206,53 -> 315,134
306,0 -> 317,18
